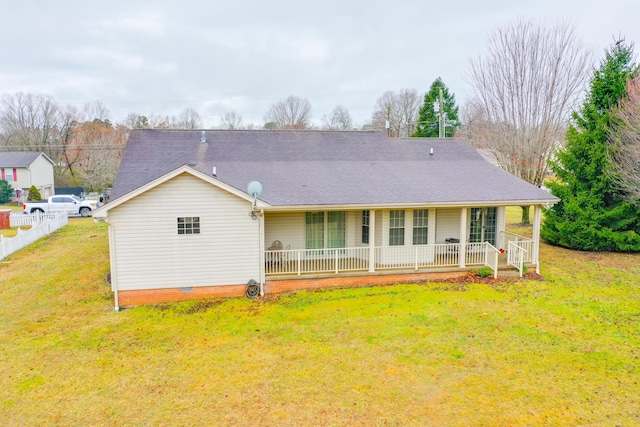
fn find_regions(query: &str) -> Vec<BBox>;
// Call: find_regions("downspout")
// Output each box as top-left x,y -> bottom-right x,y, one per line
107,219 -> 119,311
94,215 -> 119,311
259,209 -> 265,296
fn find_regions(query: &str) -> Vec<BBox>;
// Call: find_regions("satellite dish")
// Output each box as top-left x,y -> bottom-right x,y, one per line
247,181 -> 263,199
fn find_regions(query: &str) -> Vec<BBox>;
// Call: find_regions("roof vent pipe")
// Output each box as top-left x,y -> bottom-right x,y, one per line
212,166 -> 217,177
430,148 -> 434,156
201,131 -> 207,143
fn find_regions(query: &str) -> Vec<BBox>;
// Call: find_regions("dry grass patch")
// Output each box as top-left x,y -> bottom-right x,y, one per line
0,216 -> 639,426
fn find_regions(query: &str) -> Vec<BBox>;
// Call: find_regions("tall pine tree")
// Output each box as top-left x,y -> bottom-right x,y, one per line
413,78 -> 460,137
542,40 -> 640,251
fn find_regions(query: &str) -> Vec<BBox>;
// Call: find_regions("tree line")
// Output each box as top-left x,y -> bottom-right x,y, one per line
2,17 -> 640,252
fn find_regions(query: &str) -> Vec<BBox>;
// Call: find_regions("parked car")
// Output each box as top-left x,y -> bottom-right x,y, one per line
23,195 -> 100,217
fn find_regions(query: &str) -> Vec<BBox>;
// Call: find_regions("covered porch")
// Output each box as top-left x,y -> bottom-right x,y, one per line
260,205 -> 542,281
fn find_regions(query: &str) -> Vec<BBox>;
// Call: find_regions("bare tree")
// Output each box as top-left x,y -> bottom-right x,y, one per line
219,111 -> 244,129
0,92 -> 60,152
371,89 -> 420,137
609,78 -> 640,205
322,105 -> 353,130
466,18 -> 592,222
175,107 -> 202,129
263,96 -> 313,129
82,100 -> 110,123
123,113 -> 150,129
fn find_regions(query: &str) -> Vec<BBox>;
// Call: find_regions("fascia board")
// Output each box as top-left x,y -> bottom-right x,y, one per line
259,198 -> 560,212
92,165 -> 270,217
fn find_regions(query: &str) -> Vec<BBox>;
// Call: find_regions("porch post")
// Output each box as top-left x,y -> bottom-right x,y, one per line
459,208 -> 467,268
532,205 -> 541,275
368,210 -> 376,272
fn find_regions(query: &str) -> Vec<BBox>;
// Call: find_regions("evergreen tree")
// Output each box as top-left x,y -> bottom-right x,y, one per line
0,180 -> 13,203
28,185 -> 42,201
413,78 -> 460,138
542,40 -> 640,251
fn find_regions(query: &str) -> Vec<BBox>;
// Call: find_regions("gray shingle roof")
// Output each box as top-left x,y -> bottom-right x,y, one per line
0,152 -> 46,168
112,129 -> 558,207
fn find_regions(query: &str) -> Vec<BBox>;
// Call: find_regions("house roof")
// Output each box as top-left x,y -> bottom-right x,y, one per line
0,151 -> 54,168
111,129 -> 558,208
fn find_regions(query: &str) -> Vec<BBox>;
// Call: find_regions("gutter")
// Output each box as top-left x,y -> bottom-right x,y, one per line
256,199 -> 560,213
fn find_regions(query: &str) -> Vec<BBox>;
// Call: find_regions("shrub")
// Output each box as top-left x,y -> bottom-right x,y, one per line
0,179 -> 13,203
476,266 -> 494,278
28,185 -> 42,201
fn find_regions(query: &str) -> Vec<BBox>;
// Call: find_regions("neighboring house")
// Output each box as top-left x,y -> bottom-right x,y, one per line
0,152 -> 55,202
93,130 -> 559,309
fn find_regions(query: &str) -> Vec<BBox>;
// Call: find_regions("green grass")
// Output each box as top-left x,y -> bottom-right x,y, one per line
1,216 -> 639,426
0,204 -> 27,238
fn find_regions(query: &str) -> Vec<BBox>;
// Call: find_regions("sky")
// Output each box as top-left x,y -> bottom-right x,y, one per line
2,0 -> 639,128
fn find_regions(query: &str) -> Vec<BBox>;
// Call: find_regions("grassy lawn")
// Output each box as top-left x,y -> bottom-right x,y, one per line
0,204 -> 27,238
1,215 -> 639,426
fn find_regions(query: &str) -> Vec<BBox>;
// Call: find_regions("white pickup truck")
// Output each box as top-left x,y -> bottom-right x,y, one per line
23,195 -> 100,217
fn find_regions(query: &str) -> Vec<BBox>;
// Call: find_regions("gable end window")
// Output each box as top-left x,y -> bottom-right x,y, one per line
177,217 -> 200,235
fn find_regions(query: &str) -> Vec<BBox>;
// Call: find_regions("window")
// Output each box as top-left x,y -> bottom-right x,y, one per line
413,209 -> 429,245
306,211 -> 346,249
177,217 -> 200,235
389,210 -> 405,246
469,208 -> 497,245
362,210 -> 370,244
305,212 -> 324,249
52,196 -> 73,203
4,169 -> 14,182
328,211 -> 346,248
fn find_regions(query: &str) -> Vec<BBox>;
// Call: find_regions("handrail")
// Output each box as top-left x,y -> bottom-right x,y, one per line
266,242 -> 501,276
507,241 -> 528,277
484,243 -> 501,278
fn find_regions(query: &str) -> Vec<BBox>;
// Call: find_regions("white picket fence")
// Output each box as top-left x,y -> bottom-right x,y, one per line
10,213 -> 59,227
1,213 -> 68,260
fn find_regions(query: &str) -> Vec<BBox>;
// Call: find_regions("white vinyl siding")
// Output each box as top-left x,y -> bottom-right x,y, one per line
346,211 -> 358,248
264,212 -> 305,250
107,173 -> 260,291
435,208 -> 460,242
26,155 -> 55,197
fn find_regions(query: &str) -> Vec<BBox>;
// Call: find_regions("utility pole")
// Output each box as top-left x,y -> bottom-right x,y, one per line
438,87 -> 445,138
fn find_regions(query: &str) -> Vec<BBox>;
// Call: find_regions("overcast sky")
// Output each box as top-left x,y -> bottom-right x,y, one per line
2,0 -> 638,128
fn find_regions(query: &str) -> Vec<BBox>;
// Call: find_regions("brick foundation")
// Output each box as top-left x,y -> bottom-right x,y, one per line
265,271 -> 468,294
118,284 -> 246,306
116,271 -> 469,307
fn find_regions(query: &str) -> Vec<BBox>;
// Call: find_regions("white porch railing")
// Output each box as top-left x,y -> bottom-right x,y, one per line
502,231 -> 533,263
507,241 -> 528,277
265,247 -> 370,275
484,243 -> 500,279
266,242 -> 501,276
1,213 -> 68,260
